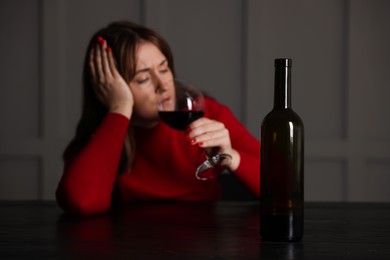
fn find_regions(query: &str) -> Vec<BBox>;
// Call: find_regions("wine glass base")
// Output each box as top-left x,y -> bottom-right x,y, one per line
195,153 -> 232,181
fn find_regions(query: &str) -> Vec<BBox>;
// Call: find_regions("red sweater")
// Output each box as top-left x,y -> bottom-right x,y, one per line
56,98 -> 260,215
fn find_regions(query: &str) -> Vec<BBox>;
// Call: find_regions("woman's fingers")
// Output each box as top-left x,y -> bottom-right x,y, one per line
93,37 -> 111,80
87,42 -> 106,105
90,37 -> 112,83
98,37 -> 113,79
107,46 -> 120,78
89,47 -> 97,83
196,128 -> 230,147
94,42 -> 105,84
189,118 -> 226,138
89,37 -> 113,103
187,118 -> 231,149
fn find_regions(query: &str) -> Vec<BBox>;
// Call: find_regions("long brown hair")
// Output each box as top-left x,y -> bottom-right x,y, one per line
63,21 -> 176,173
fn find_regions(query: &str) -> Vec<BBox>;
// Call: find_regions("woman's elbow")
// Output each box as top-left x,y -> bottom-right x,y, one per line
56,187 -> 111,216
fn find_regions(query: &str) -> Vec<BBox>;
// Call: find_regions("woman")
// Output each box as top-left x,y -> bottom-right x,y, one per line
56,21 -> 260,215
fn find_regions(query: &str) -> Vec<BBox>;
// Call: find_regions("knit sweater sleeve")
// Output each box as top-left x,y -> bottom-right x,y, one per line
56,113 -> 129,215
206,98 -> 260,197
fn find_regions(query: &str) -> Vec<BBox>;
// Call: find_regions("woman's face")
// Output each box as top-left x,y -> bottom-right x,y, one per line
129,42 -> 174,128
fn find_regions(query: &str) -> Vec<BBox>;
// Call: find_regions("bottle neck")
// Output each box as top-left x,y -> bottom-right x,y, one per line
274,63 -> 291,109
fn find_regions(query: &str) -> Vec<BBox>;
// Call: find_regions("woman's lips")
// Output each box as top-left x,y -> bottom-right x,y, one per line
160,97 -> 173,110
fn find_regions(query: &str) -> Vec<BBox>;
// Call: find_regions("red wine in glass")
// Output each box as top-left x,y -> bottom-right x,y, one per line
158,111 -> 204,131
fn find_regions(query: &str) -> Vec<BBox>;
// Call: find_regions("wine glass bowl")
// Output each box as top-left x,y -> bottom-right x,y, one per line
158,79 -> 205,131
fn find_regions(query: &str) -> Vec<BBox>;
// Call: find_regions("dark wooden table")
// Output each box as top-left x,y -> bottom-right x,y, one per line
0,201 -> 390,259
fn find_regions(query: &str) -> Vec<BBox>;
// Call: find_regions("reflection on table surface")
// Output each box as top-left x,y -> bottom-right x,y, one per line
57,202 -> 260,259
1,201 -> 390,259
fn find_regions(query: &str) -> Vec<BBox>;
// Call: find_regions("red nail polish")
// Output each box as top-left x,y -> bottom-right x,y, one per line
97,36 -> 105,45
185,134 -> 191,141
185,127 -> 191,133
198,142 -> 204,146
107,46 -> 112,52
190,138 -> 196,145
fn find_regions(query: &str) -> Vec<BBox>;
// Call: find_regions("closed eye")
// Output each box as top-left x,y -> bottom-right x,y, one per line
159,60 -> 169,73
136,77 -> 150,84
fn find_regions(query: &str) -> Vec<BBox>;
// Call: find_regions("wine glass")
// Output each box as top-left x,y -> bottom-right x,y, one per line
158,79 -> 232,181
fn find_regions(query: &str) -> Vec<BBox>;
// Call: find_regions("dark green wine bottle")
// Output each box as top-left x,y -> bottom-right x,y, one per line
260,58 -> 304,241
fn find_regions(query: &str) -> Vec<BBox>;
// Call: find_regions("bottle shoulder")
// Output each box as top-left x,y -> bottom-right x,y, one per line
262,108 -> 303,125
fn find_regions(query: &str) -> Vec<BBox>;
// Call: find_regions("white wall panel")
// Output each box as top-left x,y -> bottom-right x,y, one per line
305,160 -> 347,202
348,0 -> 390,142
0,0 -> 40,138
0,158 -> 40,200
363,160 -> 390,202
347,0 -> 390,201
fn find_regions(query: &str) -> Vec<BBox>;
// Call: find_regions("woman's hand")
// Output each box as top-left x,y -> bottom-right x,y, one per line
89,36 -> 134,119
187,118 -> 241,171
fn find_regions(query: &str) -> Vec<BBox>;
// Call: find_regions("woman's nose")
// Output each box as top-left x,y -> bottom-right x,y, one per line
154,79 -> 164,93
154,75 -> 169,93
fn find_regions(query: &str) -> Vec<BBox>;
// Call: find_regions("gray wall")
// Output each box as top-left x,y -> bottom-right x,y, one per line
0,0 -> 389,201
